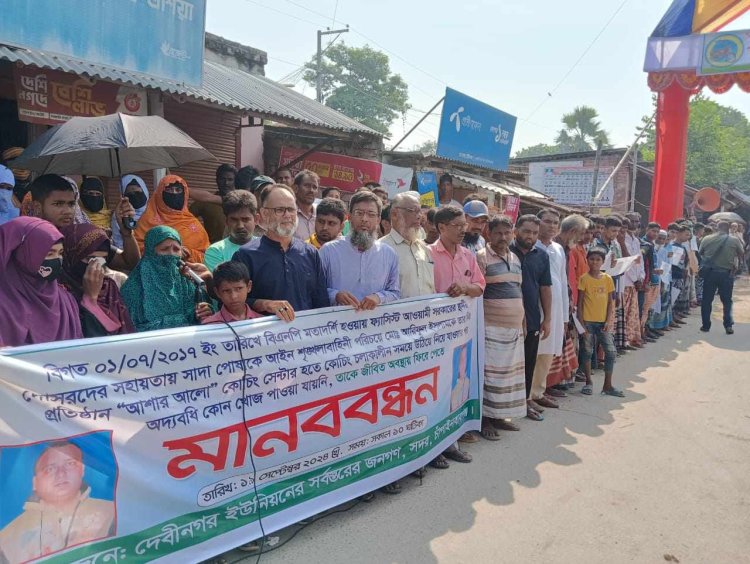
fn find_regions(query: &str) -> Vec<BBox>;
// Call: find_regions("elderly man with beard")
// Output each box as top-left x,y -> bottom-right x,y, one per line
232,184 -> 328,321
381,192 -> 435,298
320,190 -> 400,310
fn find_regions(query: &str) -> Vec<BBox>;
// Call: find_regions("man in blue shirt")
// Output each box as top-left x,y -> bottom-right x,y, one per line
232,184 -> 328,320
320,191 -> 400,310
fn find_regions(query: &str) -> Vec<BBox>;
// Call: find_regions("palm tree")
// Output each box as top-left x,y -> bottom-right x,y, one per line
555,106 -> 610,152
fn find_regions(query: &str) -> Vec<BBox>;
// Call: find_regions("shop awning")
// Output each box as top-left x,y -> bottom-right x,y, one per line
452,172 -> 575,213
0,44 -> 381,137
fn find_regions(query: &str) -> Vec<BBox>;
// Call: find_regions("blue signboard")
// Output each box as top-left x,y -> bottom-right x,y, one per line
0,0 -> 206,87
416,171 -> 439,207
436,87 -> 517,171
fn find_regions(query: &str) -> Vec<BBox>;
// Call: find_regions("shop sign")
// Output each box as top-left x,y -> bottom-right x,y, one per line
14,66 -> 147,125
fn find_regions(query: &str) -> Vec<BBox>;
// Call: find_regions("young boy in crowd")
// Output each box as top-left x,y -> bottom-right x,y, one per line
578,248 -> 624,397
200,262 -> 264,324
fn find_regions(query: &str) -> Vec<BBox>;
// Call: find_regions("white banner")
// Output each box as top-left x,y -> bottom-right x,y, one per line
0,296 -> 482,564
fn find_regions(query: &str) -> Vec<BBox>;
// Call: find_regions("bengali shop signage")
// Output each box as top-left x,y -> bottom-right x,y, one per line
0,296 -> 481,563
13,67 -> 148,126
278,147 -> 413,196
1,0 -> 205,86
503,195 -> 520,222
436,87 -> 517,171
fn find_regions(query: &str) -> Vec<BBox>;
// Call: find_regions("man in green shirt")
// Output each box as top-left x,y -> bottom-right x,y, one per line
204,190 -> 258,272
699,221 -> 745,334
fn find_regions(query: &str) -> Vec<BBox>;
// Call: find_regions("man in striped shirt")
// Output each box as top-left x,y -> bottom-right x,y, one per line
477,215 -> 527,439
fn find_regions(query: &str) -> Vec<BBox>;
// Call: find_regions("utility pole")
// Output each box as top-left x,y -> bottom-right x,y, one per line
590,138 -> 603,214
316,27 -> 349,103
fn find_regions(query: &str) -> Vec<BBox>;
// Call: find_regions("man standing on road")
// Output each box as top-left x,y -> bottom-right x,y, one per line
530,209 -> 568,410
477,215 -> 527,440
293,170 -> 319,241
510,214 -> 552,422
430,205 -> 486,464
232,184 -> 328,320
699,220 -> 744,334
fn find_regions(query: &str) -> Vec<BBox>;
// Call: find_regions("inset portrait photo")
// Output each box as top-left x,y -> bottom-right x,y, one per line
0,430 -> 117,564
450,340 -> 473,412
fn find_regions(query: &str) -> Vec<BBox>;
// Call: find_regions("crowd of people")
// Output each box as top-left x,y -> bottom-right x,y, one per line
0,160 -> 745,482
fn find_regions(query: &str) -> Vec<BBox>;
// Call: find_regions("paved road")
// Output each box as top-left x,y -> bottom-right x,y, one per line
225,278 -> 750,564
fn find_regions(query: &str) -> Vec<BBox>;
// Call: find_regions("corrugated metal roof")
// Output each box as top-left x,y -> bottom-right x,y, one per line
0,44 -> 381,137
452,173 -> 549,200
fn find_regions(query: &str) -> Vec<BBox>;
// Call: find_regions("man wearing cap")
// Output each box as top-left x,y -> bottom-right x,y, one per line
293,170 -> 319,240
462,200 -> 489,254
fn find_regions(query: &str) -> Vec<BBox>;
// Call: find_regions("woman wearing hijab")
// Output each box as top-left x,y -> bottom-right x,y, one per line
111,174 -> 149,248
60,223 -> 135,338
121,226 -> 211,332
0,164 -> 20,225
79,177 -> 112,230
133,175 -> 209,262
0,217 -> 82,347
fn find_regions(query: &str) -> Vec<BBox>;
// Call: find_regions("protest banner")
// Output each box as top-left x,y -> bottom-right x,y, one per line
0,296 -> 482,563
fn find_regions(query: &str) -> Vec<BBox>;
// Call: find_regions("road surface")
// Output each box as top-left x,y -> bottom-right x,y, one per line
222,278 -> 750,564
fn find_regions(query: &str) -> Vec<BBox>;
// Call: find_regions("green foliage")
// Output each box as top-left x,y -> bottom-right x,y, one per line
409,139 -> 437,154
513,143 -> 561,158
640,94 -> 750,192
303,43 -> 410,135
555,106 -> 611,152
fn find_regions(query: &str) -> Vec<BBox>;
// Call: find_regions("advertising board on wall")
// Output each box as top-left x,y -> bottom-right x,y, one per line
528,161 -> 614,207
0,0 -> 206,87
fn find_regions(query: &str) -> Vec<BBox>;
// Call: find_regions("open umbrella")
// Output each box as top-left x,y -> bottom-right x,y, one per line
9,113 -> 214,176
708,211 -> 745,224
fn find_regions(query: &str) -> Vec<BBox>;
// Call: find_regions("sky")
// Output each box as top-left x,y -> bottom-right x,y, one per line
206,0 -> 750,153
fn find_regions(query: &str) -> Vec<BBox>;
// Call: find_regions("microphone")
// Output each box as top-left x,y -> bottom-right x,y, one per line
179,260 -> 206,287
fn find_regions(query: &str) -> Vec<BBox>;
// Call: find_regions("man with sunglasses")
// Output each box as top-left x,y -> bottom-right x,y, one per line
231,184 -> 328,321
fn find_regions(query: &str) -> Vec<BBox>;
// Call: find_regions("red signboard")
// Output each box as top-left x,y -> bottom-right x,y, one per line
278,147 -> 383,193
503,195 -> 520,222
14,66 -> 147,125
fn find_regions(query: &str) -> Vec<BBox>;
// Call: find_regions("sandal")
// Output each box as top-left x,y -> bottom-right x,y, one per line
526,406 -> 544,421
581,384 -> 593,395
458,431 -> 480,444
601,387 -> 625,397
428,454 -> 450,469
411,467 -> 427,478
380,481 -> 402,495
481,423 -> 502,441
444,446 -> 472,463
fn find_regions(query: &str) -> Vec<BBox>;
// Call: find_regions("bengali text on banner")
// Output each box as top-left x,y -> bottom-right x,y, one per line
0,296 -> 482,564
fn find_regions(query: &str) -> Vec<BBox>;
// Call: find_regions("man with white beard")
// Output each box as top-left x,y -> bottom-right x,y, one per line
320,190 -> 400,309
231,183 -> 329,320
381,191 -> 435,298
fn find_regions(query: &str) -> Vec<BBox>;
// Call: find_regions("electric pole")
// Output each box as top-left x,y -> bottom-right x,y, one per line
316,27 -> 349,103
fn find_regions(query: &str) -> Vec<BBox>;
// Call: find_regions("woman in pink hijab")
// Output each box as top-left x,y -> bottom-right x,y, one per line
0,217 -> 82,347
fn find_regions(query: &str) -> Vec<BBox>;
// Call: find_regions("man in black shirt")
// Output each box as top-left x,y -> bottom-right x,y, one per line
510,214 -> 552,422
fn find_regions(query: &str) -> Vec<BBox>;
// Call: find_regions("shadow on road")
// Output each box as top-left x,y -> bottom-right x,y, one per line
218,276 -> 750,564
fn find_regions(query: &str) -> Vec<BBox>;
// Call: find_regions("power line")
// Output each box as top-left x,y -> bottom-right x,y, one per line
522,0 -> 631,122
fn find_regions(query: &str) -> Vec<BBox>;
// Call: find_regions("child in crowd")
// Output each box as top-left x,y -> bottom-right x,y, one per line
577,248 -> 623,397
200,261 -> 262,324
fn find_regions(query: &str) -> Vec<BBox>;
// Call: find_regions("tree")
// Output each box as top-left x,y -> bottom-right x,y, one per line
409,139 -> 437,154
303,43 -> 410,135
555,106 -> 610,152
639,94 -> 750,192
513,143 -> 561,159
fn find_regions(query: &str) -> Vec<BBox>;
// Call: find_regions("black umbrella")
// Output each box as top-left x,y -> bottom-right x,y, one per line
708,211 -> 745,224
10,113 -> 214,176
